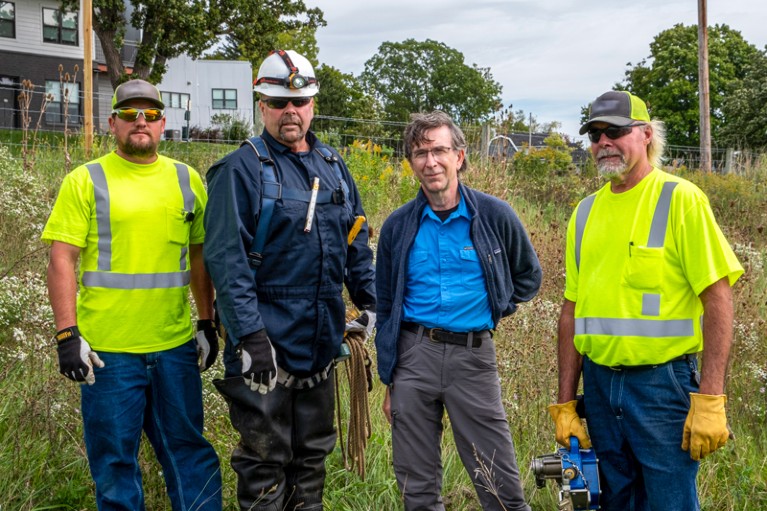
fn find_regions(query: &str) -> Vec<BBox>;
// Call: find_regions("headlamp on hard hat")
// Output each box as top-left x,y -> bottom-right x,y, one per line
254,50 -> 318,91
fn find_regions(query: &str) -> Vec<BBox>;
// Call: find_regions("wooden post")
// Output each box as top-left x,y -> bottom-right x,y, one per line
698,0 -> 711,172
83,0 -> 93,156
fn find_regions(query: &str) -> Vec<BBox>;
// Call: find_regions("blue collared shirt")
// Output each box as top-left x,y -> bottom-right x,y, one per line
402,192 -> 493,331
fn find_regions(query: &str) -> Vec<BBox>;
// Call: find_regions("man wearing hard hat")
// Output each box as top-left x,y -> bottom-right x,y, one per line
203,50 -> 376,511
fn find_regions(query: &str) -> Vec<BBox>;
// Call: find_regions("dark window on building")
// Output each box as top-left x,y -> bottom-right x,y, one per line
42,7 -> 78,46
45,80 -> 80,124
212,89 -> 237,109
0,2 -> 14,38
161,91 -> 191,109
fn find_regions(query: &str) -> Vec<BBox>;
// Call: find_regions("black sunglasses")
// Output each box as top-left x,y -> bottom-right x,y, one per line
261,97 -> 312,109
588,123 -> 646,143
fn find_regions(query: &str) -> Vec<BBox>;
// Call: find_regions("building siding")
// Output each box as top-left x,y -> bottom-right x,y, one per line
2,0 -> 85,60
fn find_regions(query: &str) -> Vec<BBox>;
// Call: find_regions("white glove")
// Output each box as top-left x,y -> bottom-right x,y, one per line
345,310 -> 376,339
55,326 -> 105,385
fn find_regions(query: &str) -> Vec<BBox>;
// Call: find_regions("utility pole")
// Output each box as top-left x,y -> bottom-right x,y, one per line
83,0 -> 93,156
698,0 -> 712,172
528,112 -> 533,151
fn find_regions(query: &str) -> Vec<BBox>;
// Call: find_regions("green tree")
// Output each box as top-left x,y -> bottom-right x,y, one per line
312,65 -> 387,145
719,50 -> 767,150
216,13 -> 325,80
512,133 -> 573,178
620,23 -> 761,147
60,0 -> 324,87
314,65 -> 377,120
494,106 -> 531,133
359,39 -> 502,124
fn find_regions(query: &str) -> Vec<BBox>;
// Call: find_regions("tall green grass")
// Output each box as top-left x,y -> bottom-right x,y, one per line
0,137 -> 765,510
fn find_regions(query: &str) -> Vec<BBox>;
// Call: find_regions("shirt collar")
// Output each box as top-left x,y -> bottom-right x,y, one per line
420,188 -> 469,223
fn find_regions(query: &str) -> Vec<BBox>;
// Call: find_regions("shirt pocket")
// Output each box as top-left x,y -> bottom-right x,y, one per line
409,249 -> 430,270
621,246 -> 664,291
459,248 -> 483,287
166,206 -> 190,245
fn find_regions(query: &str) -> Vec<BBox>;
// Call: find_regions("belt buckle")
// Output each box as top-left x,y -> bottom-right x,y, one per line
428,328 -> 444,342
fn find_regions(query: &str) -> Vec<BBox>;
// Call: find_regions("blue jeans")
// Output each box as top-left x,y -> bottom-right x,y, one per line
582,356 -> 700,511
81,339 -> 222,511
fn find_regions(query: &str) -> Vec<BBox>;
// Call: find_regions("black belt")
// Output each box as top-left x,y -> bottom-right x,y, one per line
609,353 -> 695,371
401,322 -> 487,348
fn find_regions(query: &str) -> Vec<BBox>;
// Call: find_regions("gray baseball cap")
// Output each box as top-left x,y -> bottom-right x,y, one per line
112,79 -> 164,109
579,91 -> 650,134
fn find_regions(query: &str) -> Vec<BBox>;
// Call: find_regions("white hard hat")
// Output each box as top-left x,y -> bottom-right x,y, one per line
254,50 -> 320,98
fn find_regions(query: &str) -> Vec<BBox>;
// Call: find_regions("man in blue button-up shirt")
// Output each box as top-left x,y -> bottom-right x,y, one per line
375,111 -> 542,511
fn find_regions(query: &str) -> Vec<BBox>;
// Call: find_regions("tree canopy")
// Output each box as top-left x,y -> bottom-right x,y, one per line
359,39 -> 502,124
60,0 -> 324,87
619,23 -> 761,147
719,50 -> 767,150
314,65 -> 377,120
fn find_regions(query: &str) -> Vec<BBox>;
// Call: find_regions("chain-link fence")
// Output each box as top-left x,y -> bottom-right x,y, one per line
1,95 -> 763,174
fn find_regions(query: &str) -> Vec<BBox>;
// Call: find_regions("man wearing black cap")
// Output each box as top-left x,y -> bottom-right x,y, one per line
549,91 -> 743,510
42,79 -> 222,510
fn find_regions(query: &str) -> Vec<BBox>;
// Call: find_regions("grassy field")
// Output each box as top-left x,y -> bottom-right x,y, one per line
0,136 -> 765,510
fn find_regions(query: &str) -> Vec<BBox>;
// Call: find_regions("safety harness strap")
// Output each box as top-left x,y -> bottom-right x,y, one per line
241,136 -> 351,276
276,361 -> 333,390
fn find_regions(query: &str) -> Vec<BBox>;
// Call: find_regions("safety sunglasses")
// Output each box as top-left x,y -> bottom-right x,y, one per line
261,97 -> 312,109
588,123 -> 645,144
111,107 -> 165,122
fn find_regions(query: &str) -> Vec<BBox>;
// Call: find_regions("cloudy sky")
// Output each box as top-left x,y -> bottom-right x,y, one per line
305,0 -> 767,141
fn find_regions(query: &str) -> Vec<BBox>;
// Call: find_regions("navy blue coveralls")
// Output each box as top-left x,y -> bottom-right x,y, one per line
203,130 -> 376,511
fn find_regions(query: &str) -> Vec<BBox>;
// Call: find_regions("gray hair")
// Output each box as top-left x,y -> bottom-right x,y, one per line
403,111 -> 468,172
647,119 -> 666,168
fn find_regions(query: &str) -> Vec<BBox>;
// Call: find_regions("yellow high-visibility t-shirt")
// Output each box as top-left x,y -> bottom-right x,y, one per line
42,151 -> 207,353
564,168 -> 743,366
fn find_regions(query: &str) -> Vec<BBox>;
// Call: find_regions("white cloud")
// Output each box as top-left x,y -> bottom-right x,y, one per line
306,0 -> 767,140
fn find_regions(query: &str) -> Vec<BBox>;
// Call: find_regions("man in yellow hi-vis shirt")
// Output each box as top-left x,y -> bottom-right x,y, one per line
550,91 -> 743,511
42,79 -> 221,510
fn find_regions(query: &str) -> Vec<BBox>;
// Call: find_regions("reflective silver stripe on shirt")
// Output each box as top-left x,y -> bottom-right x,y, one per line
175,163 -> 194,272
574,179 -> 694,338
647,181 -> 678,247
87,163 -> 112,271
83,162 -> 194,289
574,194 -> 596,271
575,317 -> 695,337
574,180 -> 678,269
82,271 -> 191,289
642,293 -> 661,316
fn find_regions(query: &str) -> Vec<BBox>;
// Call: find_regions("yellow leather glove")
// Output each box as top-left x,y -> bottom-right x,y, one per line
682,393 -> 729,460
548,400 -> 592,449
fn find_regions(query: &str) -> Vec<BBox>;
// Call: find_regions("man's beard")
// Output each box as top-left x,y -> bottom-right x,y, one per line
120,135 -> 158,158
596,149 -> 627,179
277,115 -> 306,143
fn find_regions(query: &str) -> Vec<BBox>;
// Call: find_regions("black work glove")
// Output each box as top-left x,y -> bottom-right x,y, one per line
194,319 -> 220,372
239,329 -> 277,394
55,326 -> 105,385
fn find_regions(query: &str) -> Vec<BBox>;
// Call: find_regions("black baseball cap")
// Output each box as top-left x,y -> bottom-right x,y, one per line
579,91 -> 650,134
112,79 -> 164,109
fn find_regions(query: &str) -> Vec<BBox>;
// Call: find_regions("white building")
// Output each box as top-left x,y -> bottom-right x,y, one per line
157,55 -> 253,140
0,0 -> 253,138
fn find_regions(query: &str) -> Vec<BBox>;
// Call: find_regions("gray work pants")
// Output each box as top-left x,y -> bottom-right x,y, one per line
390,327 -> 531,511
